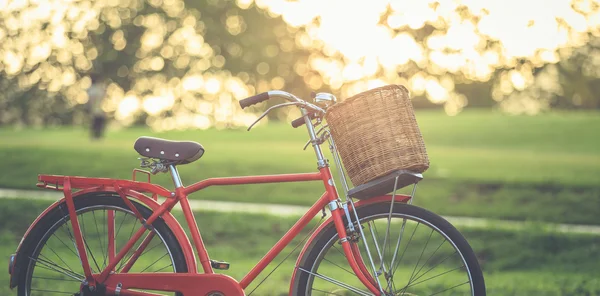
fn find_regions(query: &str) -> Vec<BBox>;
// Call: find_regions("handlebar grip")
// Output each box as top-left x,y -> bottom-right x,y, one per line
239,92 -> 270,109
291,112 -> 318,128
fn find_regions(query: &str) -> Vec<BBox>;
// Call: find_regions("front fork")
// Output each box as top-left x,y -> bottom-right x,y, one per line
320,167 -> 384,295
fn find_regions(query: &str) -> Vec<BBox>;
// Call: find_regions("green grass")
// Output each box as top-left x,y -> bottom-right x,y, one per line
1,110 -> 599,225
1,198 -> 599,295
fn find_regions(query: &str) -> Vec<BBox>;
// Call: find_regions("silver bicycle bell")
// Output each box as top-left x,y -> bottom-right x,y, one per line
314,92 -> 337,108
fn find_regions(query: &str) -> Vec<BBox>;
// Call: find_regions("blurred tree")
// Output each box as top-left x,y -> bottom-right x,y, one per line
1,0 -> 600,130
0,0 -> 311,129
496,33 -> 600,113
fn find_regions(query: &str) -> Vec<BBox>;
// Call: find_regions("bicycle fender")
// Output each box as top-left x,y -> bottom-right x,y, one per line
9,188 -> 197,289
288,194 -> 411,295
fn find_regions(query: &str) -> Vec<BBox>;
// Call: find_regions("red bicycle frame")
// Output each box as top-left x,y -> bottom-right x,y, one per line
27,162 -> 412,296
13,90 -> 417,295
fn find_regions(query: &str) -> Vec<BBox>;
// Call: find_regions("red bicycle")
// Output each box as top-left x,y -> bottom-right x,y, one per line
9,90 -> 485,295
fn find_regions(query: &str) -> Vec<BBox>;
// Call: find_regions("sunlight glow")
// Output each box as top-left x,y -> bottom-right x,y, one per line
258,0 -> 600,114
2,0 -> 600,128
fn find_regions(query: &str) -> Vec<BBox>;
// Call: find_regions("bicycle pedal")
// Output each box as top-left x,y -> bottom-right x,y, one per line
210,259 -> 230,270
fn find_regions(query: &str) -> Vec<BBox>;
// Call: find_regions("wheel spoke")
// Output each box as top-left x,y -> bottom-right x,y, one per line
410,246 -> 455,286
298,267 -> 371,296
43,242 -> 75,273
367,221 -> 387,273
59,216 -> 82,263
429,280 -> 470,295
323,257 -> 356,276
91,210 -> 107,269
30,256 -> 84,281
154,263 -> 174,272
32,276 -> 80,282
128,213 -> 138,241
81,218 -> 102,273
400,228 -> 434,295
401,265 -> 465,290
115,211 -> 139,271
392,222 -> 419,276
311,287 -> 349,295
118,234 -> 161,272
115,210 -> 128,238
139,252 -> 169,273
50,229 -> 80,259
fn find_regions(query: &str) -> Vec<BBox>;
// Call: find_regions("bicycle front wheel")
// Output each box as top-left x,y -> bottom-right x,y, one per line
292,202 -> 485,295
16,193 -> 188,296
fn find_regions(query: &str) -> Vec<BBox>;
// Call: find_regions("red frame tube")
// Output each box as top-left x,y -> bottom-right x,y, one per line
178,188 -> 213,274
183,172 -> 323,194
239,192 -> 330,288
120,231 -> 156,273
62,178 -> 95,285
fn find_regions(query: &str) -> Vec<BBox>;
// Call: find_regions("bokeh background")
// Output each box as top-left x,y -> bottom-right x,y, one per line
1,0 -> 599,295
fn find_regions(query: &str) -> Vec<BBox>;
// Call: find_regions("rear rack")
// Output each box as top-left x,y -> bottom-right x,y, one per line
36,174 -> 172,198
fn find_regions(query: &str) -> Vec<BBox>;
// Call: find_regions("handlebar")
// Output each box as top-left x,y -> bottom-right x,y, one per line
239,90 -> 326,130
240,90 -> 329,164
239,90 -> 307,108
239,92 -> 270,109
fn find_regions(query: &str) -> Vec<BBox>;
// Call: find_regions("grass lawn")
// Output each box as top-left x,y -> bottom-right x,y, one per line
0,110 -> 599,225
1,198 -> 599,296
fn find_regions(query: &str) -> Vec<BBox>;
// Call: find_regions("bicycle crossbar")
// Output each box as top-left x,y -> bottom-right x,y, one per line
183,172 -> 323,194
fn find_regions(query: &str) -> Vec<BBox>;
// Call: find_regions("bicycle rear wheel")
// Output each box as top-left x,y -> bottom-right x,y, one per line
292,202 -> 485,295
16,193 -> 188,296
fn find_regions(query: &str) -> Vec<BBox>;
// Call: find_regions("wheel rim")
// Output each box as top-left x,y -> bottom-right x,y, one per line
304,212 -> 476,296
24,204 -> 179,295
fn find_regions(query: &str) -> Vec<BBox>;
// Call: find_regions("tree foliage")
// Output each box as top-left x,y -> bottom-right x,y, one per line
0,0 -> 309,128
0,0 -> 599,129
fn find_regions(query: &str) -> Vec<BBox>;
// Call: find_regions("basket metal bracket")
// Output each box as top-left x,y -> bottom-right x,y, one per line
328,200 -> 341,211
317,159 -> 329,169
341,202 -> 356,232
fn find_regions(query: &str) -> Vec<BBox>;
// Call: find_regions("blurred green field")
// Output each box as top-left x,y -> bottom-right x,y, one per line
1,110 -> 599,225
1,198 -> 599,296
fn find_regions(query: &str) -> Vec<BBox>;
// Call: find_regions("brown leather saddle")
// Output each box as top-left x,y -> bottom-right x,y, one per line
134,136 -> 204,165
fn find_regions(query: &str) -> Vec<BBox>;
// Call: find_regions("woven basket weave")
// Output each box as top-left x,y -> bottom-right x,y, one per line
326,85 -> 429,187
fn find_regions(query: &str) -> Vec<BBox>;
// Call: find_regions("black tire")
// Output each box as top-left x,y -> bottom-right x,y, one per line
15,192 -> 188,296
292,202 -> 486,295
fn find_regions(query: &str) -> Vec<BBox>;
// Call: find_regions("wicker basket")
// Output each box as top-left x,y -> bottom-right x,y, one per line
326,84 -> 429,187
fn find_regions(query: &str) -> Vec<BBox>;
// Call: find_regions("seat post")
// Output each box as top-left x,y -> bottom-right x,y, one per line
168,165 -> 183,188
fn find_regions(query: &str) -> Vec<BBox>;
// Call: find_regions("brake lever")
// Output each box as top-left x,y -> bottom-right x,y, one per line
303,125 -> 330,150
247,102 -> 303,131
303,139 -> 311,150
